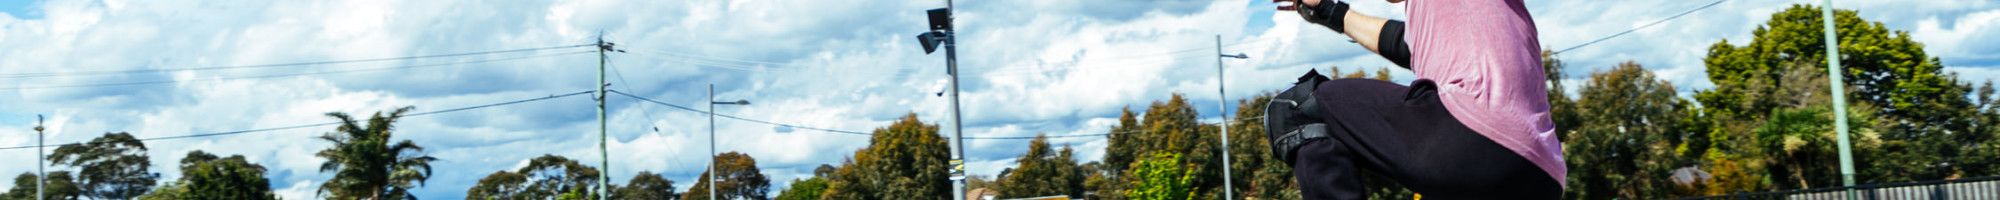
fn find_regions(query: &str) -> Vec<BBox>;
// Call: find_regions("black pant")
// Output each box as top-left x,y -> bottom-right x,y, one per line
1294,78 -> 1560,199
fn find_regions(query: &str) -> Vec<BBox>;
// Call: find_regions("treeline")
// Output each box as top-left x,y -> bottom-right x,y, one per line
1550,4 -> 2000,199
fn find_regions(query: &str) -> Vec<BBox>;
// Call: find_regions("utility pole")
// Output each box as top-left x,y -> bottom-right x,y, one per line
914,3 -> 963,199
944,2 -> 969,199
35,115 -> 44,200
596,33 -> 611,200
707,84 -> 750,200
709,85 -> 718,200
1214,35 -> 1249,200
1819,1 -> 1857,199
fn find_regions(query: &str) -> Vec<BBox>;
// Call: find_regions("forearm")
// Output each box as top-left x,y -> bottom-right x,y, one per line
1340,11 -> 1390,54
1335,10 -> 1413,68
1295,0 -> 1413,68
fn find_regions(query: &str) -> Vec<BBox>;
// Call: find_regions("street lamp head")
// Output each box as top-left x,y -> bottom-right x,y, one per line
1221,53 -> 1249,59
926,8 -> 951,31
713,100 -> 750,105
917,31 -> 946,54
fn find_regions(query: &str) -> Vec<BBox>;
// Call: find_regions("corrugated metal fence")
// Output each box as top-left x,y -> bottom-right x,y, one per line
1677,176 -> 2000,200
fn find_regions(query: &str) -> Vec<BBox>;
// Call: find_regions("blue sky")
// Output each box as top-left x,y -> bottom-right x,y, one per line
0,0 -> 1996,199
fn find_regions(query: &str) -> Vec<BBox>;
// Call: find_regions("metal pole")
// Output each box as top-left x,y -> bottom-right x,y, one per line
596,34 -> 612,200
708,84 -> 719,200
1819,1 -> 1857,199
945,1 -> 967,200
35,115 -> 44,200
1214,35 -> 1235,200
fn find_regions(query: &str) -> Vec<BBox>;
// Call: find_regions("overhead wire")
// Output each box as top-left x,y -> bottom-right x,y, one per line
1550,0 -> 1728,54
0,90 -> 596,150
0,44 -> 596,79
0,50 -> 595,91
609,90 -> 876,136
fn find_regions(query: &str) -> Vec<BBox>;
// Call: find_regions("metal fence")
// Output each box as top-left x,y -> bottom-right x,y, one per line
1677,176 -> 2000,200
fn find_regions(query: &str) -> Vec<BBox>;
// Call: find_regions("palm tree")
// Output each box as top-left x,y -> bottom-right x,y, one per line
315,106 -> 438,200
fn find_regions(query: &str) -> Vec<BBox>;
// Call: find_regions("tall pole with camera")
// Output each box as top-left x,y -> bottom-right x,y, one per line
915,2 -> 965,199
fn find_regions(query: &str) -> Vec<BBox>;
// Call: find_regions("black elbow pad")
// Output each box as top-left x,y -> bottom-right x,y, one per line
1379,20 -> 1413,69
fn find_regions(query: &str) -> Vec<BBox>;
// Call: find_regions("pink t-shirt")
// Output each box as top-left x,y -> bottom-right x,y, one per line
1405,0 -> 1566,186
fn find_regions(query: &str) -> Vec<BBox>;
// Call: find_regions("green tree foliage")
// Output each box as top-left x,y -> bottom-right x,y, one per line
2,171 -> 82,200
134,182 -> 186,200
993,135 -> 1086,198
1562,61 -> 1694,199
153,151 -> 276,200
611,171 -> 679,200
315,106 -> 439,200
1684,4 -> 2000,195
466,170 -> 526,199
47,132 -> 157,200
466,154 -> 605,199
1126,153 -> 1195,200
822,113 -> 950,200
1090,94 -> 1248,200
773,177 -> 827,200
681,152 -> 770,200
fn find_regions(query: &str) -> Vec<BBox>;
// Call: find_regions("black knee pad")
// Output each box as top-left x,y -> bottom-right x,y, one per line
1267,69 -> 1335,166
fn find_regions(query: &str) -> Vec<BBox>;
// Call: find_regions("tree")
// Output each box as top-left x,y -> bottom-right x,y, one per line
315,106 -> 439,200
682,152 -> 770,200
466,154 -> 606,199
48,132 -> 157,200
822,113 -> 950,199
612,171 -> 678,200
167,151 -> 275,199
1562,61 -> 1691,199
1688,3 -> 1984,190
1126,153 -> 1195,200
466,170 -> 527,199
994,135 -> 1085,198
2,171 -> 81,200
772,177 -> 826,200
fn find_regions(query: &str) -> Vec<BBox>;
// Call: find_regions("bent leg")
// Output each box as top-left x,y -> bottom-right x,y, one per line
1298,78 -> 1561,199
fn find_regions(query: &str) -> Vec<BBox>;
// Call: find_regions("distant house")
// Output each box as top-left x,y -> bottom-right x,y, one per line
999,195 -> 1070,200
967,188 -> 997,200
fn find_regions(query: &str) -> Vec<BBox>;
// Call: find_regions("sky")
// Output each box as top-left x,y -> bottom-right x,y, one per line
0,0 -> 1995,199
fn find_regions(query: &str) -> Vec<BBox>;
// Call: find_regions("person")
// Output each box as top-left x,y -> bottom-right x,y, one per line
1263,0 -> 1565,199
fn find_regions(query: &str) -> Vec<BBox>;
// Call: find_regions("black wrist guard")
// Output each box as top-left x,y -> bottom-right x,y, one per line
1298,1 -> 1350,33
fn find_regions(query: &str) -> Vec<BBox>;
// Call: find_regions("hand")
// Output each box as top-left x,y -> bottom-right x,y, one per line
1274,0 -> 1323,11
1284,0 -> 1349,33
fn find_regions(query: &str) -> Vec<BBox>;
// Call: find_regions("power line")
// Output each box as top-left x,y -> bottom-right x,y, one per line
980,38 -> 1280,76
608,89 -> 1272,141
0,44 -> 596,79
0,90 -> 596,150
622,49 -> 920,78
608,90 -> 875,136
1551,0 -> 1728,54
0,50 -> 594,91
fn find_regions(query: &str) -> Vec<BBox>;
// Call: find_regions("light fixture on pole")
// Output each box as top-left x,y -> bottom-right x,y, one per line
708,84 -> 750,200
1215,35 -> 1248,200
915,5 -> 967,200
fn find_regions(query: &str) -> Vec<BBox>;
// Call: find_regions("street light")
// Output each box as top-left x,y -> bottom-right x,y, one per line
915,4 -> 969,200
1215,35 -> 1248,200
707,84 -> 749,200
